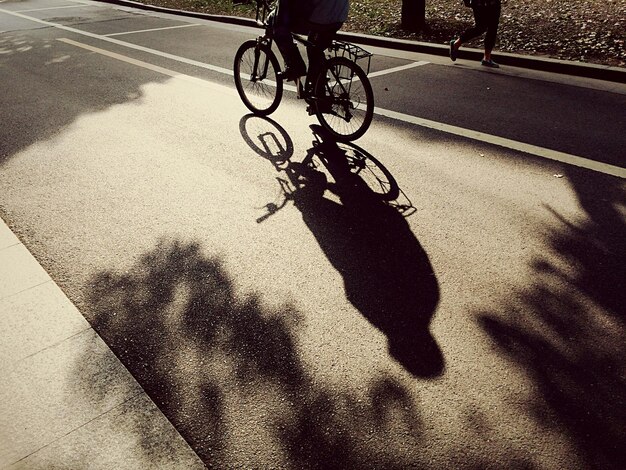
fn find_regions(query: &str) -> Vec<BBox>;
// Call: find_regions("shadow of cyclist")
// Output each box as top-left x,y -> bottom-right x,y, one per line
299,126 -> 443,377
240,116 -> 444,377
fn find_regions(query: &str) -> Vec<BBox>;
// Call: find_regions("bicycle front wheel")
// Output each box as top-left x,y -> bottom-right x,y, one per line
314,56 -> 374,142
234,40 -> 283,116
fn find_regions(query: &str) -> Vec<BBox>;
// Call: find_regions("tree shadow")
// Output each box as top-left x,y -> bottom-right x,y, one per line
84,239 -> 426,468
477,170 -> 626,468
78,114 -> 448,466
0,31 -> 166,165
241,116 -> 444,378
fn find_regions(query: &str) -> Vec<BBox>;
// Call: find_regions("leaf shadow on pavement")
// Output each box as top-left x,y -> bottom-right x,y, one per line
477,170 -> 626,468
84,240 -> 426,468
77,118 -> 448,468
0,31 -> 166,165
242,116 -> 444,378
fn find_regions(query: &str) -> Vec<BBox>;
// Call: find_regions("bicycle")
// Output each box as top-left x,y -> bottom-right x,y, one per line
233,0 -> 375,142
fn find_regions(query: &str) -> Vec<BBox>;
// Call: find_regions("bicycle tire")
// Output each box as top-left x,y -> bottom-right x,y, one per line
234,40 -> 283,116
314,56 -> 374,142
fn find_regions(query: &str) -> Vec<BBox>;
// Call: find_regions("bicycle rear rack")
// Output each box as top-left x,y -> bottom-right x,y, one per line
328,41 -> 372,75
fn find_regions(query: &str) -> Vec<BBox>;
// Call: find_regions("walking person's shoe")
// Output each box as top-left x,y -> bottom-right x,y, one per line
481,59 -> 500,68
449,40 -> 458,62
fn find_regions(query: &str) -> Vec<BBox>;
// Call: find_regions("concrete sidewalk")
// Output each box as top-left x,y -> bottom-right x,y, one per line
0,217 -> 204,469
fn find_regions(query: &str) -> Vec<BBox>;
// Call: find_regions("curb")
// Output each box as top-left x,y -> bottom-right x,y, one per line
338,31 -> 626,84
99,0 -> 626,84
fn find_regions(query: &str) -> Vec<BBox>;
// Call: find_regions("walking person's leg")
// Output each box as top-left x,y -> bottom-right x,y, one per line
481,3 -> 501,67
450,6 -> 488,61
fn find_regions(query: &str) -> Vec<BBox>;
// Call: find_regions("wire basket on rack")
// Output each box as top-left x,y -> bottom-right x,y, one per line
327,41 -> 373,75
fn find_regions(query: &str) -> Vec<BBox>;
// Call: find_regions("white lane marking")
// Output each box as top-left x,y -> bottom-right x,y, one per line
367,60 -> 429,79
57,38 -> 238,97
15,5 -> 94,13
376,107 -> 626,178
0,8 -> 233,75
105,24 -> 200,37
325,60 -> 430,87
59,37 -> 626,178
337,60 -> 430,85
3,8 -> 624,178
341,60 -> 429,85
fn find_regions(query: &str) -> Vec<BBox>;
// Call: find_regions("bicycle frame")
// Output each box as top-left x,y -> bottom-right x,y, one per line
255,0 -> 273,27
249,40 -> 272,82
237,0 -> 374,139
253,0 -> 369,83
247,0 -> 275,83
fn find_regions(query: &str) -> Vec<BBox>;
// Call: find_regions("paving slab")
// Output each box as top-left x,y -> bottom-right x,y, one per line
10,393 -> 206,470
0,221 -> 20,250
0,329 -> 143,466
0,217 -> 204,469
0,243 -> 51,300
0,281 -> 90,367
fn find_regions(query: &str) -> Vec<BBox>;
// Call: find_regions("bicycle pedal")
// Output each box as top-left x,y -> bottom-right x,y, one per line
306,105 -> 315,116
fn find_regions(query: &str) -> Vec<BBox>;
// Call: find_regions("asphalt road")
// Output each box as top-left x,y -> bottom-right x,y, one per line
1,0 -> 625,468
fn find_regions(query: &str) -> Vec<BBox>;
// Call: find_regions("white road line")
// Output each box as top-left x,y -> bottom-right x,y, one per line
60,37 -> 626,179
58,37 -> 238,97
0,7 -> 233,75
105,24 -> 200,37
3,8 -> 624,178
343,60 -> 429,85
368,61 -> 429,79
375,107 -> 626,178
15,5 -> 94,13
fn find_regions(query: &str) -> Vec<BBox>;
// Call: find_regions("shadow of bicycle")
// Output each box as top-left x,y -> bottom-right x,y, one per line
240,115 -> 444,378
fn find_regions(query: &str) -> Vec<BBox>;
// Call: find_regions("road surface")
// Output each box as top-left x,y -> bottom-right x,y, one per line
1,0 -> 625,468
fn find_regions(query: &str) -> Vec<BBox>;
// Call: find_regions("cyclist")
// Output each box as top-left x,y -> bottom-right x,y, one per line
271,0 -> 349,89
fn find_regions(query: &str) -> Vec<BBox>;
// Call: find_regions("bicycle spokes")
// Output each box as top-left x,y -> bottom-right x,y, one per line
315,57 -> 373,141
234,41 -> 283,116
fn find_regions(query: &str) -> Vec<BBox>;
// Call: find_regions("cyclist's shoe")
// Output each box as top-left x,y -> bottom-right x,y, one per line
306,97 -> 333,115
300,82 -> 315,100
277,64 -> 306,82
316,99 -> 334,115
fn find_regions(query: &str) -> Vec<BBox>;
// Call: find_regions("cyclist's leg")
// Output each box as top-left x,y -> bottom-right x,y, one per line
272,2 -> 306,80
305,22 -> 341,93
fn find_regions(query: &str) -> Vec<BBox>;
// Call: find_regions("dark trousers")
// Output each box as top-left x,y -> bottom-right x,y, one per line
460,4 -> 501,51
272,3 -> 340,88
303,27 -> 340,90
272,0 -> 305,64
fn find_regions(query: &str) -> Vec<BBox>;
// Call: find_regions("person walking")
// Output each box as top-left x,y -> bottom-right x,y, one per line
449,0 -> 502,68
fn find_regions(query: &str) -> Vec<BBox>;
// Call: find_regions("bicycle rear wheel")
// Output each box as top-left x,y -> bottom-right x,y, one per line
234,40 -> 283,116
314,56 -> 374,142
